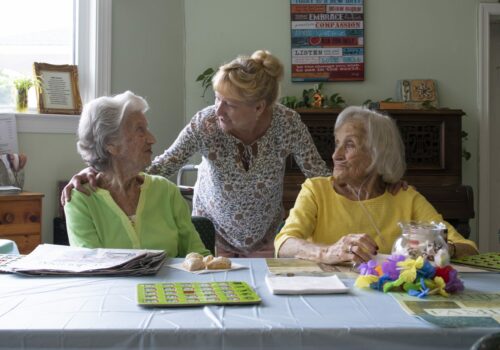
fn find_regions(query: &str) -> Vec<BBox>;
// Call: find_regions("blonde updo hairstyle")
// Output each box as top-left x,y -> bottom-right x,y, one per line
77,91 -> 149,172
335,106 -> 406,184
212,50 -> 284,106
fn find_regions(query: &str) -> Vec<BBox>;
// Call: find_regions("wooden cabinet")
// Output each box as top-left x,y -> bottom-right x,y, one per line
0,192 -> 44,254
284,108 -> 474,237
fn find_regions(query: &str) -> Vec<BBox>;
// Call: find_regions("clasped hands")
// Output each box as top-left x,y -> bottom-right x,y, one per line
318,233 -> 379,266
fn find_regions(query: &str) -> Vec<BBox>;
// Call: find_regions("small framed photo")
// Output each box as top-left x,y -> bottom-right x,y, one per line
396,79 -> 438,107
33,62 -> 83,115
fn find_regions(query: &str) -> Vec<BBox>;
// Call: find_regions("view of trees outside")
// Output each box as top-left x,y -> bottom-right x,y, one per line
0,0 -> 73,109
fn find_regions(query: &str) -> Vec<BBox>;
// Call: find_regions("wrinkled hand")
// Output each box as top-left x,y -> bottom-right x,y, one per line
60,167 -> 98,206
387,180 -> 409,195
320,233 -> 378,265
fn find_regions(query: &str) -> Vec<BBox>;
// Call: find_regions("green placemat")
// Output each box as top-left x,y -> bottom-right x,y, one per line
451,252 -> 500,272
137,281 -> 261,307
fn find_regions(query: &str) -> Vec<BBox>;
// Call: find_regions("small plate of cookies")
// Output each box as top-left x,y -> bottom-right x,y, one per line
168,253 -> 247,274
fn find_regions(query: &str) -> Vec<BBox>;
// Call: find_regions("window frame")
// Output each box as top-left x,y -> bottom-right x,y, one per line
12,0 -> 112,134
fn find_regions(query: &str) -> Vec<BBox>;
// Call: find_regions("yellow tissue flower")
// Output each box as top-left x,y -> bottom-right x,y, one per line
397,256 -> 424,283
354,275 -> 379,288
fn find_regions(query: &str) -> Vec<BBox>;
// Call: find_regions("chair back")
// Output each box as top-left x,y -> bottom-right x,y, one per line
471,332 -> 500,350
176,164 -> 198,200
191,216 -> 216,255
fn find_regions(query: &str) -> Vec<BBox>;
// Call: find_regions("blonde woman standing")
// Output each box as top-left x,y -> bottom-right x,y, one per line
148,50 -> 330,257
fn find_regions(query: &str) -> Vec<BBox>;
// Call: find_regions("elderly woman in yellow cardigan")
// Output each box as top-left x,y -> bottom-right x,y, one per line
275,106 -> 477,265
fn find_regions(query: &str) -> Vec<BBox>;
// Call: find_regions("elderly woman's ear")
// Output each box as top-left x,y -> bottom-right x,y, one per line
106,143 -> 119,156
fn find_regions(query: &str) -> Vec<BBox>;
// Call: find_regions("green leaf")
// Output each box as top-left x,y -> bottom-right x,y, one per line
203,68 -> 215,75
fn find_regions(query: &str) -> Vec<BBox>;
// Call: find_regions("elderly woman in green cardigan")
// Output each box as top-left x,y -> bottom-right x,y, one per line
64,91 -> 210,257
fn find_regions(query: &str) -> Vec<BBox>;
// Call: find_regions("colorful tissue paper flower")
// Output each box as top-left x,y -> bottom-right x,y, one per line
444,269 -> 464,293
358,260 -> 379,276
426,276 -> 449,297
354,274 -> 379,288
354,254 -> 464,299
370,274 -> 393,291
397,256 -> 424,283
416,259 -> 436,279
382,277 -> 406,293
435,265 -> 453,283
381,254 -> 405,280
407,278 -> 430,298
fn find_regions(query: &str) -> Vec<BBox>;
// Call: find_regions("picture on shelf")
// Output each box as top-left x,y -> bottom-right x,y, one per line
396,79 -> 438,107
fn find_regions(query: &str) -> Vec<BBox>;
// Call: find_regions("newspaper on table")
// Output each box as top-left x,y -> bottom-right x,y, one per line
2,244 -> 166,276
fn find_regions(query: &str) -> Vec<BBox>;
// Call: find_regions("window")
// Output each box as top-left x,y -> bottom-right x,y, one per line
0,0 -> 73,110
0,0 -> 111,116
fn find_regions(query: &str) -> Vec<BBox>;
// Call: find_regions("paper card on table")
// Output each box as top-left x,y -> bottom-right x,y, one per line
266,258 -> 357,278
265,274 -> 349,295
391,291 -> 500,328
168,262 -> 247,274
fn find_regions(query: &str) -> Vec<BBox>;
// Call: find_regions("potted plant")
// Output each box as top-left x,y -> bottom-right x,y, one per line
12,76 -> 40,113
280,83 -> 347,109
196,68 -> 216,98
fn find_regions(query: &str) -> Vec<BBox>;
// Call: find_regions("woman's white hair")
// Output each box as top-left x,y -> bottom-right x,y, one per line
335,106 -> 406,183
77,91 -> 149,171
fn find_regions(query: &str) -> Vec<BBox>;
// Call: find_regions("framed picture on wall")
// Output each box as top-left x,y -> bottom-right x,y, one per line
33,62 -> 83,115
290,0 -> 365,82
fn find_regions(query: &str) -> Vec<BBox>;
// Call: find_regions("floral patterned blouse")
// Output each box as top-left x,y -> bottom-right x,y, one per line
148,103 -> 330,254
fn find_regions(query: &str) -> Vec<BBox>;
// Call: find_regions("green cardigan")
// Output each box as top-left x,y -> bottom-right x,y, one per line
64,174 -> 210,257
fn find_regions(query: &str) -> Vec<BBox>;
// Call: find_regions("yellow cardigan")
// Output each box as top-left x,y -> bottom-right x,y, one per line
275,176 -> 477,255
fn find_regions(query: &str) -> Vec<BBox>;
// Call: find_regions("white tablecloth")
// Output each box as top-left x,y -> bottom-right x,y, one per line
0,258 -> 497,350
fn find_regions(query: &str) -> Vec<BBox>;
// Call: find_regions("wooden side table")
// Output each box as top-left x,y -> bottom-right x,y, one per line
0,192 -> 44,254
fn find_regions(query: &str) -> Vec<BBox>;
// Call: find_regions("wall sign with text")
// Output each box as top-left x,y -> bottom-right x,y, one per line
290,0 -> 364,82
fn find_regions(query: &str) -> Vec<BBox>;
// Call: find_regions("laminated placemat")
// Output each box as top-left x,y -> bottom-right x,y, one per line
137,281 -> 261,307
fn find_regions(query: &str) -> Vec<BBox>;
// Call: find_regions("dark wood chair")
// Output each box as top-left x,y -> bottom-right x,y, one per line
470,332 -> 500,350
191,216 -> 216,255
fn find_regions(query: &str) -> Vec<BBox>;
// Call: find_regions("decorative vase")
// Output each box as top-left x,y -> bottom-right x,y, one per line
392,221 -> 449,266
16,88 -> 28,112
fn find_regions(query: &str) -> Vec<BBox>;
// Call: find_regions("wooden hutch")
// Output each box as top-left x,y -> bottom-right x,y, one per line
0,192 -> 44,254
284,108 -> 474,238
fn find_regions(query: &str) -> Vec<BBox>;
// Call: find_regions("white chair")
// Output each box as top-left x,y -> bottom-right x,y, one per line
176,164 -> 199,201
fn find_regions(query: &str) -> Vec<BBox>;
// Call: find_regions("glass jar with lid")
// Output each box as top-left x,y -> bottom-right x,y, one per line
392,221 -> 450,266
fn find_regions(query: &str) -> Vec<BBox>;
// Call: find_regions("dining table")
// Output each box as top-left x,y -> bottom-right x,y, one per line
0,257 -> 498,350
